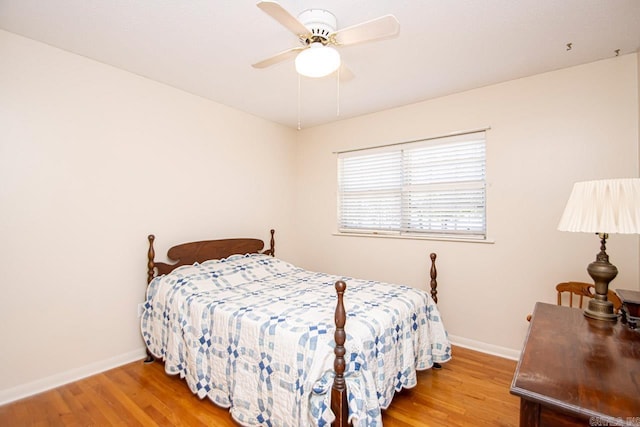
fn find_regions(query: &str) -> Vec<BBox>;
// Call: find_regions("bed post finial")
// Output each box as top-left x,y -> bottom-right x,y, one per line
269,229 -> 275,257
147,235 -> 156,285
332,280 -> 348,426
430,252 -> 438,304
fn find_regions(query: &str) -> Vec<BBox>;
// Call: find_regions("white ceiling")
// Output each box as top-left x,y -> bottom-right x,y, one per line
1,1 -> 639,129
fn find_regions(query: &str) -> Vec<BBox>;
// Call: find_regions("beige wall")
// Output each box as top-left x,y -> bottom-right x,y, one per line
292,53 -> 640,357
0,30 -> 297,402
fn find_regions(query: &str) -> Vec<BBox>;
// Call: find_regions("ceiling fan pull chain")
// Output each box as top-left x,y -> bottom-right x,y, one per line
297,73 -> 302,130
336,69 -> 340,117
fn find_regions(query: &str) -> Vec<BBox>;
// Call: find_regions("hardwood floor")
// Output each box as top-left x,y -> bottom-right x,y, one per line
0,346 -> 520,426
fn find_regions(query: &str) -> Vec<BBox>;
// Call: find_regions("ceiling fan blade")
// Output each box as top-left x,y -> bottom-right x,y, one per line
257,1 -> 310,38
332,14 -> 400,46
338,64 -> 355,82
252,46 -> 306,69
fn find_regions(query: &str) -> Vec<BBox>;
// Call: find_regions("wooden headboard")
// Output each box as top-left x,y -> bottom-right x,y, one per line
147,229 -> 275,284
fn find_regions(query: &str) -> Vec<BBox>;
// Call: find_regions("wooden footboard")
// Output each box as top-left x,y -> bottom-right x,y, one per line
330,252 -> 439,427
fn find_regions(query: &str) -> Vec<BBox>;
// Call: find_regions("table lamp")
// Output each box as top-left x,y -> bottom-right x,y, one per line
557,178 -> 640,321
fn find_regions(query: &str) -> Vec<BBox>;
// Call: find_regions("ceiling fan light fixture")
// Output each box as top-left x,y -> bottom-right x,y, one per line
295,42 -> 341,78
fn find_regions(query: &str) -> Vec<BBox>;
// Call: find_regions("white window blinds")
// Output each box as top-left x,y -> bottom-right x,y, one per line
338,131 -> 486,239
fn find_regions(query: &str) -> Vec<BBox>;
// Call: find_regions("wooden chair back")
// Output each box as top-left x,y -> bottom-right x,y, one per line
555,281 -> 622,313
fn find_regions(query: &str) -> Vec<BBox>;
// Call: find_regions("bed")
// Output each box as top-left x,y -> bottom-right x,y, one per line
141,229 -> 451,427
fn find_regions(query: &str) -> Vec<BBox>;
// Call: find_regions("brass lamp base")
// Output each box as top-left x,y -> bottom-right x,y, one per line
585,233 -> 618,322
584,298 -> 617,321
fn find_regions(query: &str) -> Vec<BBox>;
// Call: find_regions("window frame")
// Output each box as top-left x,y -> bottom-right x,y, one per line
336,130 -> 488,241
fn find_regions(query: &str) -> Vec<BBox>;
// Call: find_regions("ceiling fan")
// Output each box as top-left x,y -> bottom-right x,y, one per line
252,1 -> 400,78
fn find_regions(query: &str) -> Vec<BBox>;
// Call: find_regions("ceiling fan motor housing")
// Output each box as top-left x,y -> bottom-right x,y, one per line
298,9 -> 337,43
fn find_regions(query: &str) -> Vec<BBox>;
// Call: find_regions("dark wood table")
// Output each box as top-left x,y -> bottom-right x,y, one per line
510,302 -> 640,427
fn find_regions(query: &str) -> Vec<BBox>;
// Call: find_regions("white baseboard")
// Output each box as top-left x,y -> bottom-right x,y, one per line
448,334 -> 521,361
0,347 -> 147,406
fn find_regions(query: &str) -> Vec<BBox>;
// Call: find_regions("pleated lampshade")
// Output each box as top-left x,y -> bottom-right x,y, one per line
558,178 -> 640,234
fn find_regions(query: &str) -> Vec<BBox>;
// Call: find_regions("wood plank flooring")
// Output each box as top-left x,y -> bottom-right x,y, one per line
0,346 -> 520,426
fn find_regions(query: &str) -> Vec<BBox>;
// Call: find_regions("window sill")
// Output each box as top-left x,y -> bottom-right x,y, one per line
332,231 -> 495,244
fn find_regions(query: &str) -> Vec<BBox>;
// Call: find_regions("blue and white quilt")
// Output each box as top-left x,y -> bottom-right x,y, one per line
141,253 -> 451,427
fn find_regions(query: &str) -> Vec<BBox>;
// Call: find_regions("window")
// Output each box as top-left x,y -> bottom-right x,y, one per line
337,131 -> 486,239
